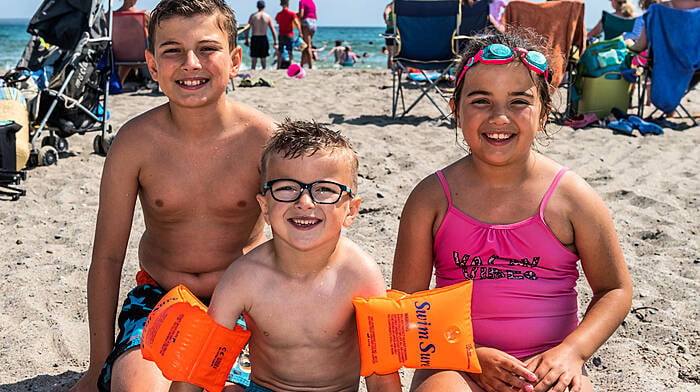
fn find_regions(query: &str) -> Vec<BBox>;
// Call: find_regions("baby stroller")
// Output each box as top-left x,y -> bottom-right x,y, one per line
13,0 -> 114,166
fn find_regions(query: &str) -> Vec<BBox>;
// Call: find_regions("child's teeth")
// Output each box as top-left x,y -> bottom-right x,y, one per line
487,133 -> 510,139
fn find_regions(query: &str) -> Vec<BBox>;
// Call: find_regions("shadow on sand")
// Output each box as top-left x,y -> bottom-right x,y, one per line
0,371 -> 82,392
327,113 -> 454,128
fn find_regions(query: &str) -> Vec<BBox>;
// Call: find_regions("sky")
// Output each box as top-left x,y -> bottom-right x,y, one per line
0,0 -> 616,28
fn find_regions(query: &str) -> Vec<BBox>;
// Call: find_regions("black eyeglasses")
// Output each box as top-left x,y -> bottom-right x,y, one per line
262,179 -> 354,204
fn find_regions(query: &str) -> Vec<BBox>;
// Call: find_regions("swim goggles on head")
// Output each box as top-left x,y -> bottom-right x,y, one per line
455,44 -> 550,87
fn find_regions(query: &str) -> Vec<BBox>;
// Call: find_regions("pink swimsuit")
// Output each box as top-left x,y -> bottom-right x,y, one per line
433,168 -> 580,359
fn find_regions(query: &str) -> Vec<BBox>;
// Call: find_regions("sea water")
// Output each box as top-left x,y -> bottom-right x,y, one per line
0,20 -> 389,71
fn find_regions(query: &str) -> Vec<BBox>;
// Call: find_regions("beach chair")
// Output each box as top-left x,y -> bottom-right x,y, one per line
458,0 -> 490,51
601,11 -> 637,40
17,0 -> 113,165
390,0 -> 463,119
635,4 -> 699,125
504,0 -> 586,118
112,10 -> 149,88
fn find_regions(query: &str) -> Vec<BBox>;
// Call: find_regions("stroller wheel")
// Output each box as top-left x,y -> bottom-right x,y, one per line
42,136 -> 69,153
38,145 -> 59,166
93,134 -> 113,156
93,135 -> 105,155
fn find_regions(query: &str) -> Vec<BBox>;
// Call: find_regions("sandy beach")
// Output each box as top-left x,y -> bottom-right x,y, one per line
0,69 -> 698,391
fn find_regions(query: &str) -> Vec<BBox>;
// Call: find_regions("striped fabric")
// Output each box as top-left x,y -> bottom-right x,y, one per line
0,87 -> 27,106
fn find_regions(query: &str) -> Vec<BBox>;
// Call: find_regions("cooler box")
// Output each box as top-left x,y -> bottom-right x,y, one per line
577,72 -> 632,119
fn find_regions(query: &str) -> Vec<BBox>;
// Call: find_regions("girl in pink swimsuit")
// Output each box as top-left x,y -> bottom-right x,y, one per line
392,29 -> 632,392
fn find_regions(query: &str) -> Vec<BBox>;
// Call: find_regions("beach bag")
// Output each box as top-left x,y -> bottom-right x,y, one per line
0,121 -> 21,171
577,36 -> 631,78
0,87 -> 30,170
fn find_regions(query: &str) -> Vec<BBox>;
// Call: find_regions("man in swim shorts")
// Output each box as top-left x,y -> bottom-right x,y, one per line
245,1 -> 278,69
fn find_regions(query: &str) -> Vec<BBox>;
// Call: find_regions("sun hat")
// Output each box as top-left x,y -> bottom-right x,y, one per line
286,63 -> 306,79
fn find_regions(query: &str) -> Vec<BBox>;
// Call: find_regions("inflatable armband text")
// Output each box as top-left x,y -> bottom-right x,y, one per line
141,285 -> 251,392
352,281 -> 481,376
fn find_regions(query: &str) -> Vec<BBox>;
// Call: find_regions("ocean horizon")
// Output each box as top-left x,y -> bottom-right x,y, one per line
0,19 -> 389,71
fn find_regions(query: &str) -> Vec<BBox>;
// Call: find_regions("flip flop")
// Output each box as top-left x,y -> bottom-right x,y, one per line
257,78 -> 275,87
628,115 -> 664,135
565,113 -> 598,129
239,78 -> 254,87
608,118 -> 635,136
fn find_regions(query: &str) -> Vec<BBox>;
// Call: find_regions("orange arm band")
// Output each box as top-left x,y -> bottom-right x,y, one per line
352,281 -> 481,376
140,285 -> 251,392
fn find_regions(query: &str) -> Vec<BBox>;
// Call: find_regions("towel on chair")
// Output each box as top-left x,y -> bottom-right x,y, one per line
504,0 -> 586,87
644,4 -> 700,113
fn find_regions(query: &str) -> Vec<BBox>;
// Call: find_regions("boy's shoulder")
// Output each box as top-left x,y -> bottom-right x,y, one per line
112,103 -> 170,142
336,237 -> 382,273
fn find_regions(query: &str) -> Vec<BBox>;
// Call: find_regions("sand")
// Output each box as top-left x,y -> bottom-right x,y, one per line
0,69 -> 698,391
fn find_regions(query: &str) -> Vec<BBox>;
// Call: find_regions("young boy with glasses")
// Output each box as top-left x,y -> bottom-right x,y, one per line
171,119 -> 401,392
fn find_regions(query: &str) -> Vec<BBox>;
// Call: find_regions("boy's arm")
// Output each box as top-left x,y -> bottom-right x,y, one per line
71,125 -> 141,392
268,15 -> 278,45
170,261 -> 252,392
365,372 -> 401,392
244,15 -> 252,44
293,16 -> 302,37
525,175 -> 632,392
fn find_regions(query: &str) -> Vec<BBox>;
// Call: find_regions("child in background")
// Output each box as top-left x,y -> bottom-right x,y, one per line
340,46 -> 358,67
275,0 -> 302,69
170,120 -> 401,392
71,0 -> 276,391
392,30 -> 632,392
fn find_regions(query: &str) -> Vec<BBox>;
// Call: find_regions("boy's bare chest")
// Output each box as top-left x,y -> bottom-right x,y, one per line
250,285 -> 358,348
138,140 -> 261,217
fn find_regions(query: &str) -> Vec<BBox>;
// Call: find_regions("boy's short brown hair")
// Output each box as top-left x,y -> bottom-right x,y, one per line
261,119 -> 359,190
148,0 -> 238,53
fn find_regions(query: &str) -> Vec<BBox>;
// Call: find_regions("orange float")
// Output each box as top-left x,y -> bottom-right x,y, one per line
352,281 -> 481,376
141,285 -> 250,392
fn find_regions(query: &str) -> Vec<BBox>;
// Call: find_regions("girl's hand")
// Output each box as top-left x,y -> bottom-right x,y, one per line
471,347 -> 538,392
524,344 -> 585,392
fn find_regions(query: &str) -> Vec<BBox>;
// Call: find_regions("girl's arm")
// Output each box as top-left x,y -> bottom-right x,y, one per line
526,175 -> 633,392
391,176 -> 440,293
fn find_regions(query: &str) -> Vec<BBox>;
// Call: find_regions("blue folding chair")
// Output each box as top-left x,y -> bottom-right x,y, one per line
390,0 -> 462,119
456,0 -> 490,53
601,11 -> 637,40
636,4 -> 699,125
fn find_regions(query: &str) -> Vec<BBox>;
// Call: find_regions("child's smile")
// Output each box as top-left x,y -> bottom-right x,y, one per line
288,215 -> 322,230
456,61 -> 542,165
146,14 -> 240,108
176,77 -> 210,89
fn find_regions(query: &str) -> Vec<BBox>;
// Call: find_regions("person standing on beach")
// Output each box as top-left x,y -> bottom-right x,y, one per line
245,0 -> 278,70
275,0 -> 302,69
70,0 -> 275,391
298,0 -> 317,69
383,2 -> 395,69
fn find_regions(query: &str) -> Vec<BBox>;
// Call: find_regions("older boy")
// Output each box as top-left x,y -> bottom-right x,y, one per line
70,1 -> 275,391
171,120 -> 401,392
244,1 -> 278,70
